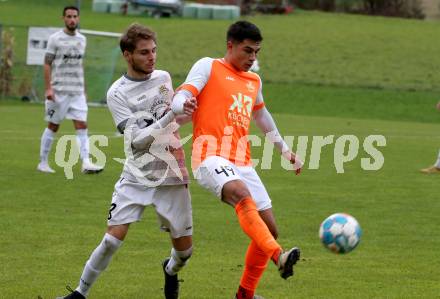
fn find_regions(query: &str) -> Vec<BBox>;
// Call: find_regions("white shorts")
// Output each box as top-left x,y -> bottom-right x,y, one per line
108,177 -> 193,239
44,93 -> 88,124
193,156 -> 272,211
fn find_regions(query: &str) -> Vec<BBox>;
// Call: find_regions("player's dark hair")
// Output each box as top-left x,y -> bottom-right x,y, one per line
120,23 -> 157,53
226,21 -> 263,43
63,6 -> 79,16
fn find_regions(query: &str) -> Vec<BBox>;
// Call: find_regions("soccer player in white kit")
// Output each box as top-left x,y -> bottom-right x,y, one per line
420,100 -> 440,174
37,6 -> 103,174
57,24 -> 196,299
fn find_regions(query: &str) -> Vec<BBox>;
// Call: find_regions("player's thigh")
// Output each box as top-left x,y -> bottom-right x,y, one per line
193,156 -> 243,200
66,93 -> 88,122
107,177 -> 151,226
44,94 -> 70,124
153,184 -> 193,239
238,166 -> 272,211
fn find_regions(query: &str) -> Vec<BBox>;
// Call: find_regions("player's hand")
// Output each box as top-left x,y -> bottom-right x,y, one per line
45,88 -> 55,101
436,101 -> 440,111
288,152 -> 304,175
183,97 -> 197,116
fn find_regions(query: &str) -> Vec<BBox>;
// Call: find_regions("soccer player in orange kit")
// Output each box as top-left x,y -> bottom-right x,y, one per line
171,21 -> 304,299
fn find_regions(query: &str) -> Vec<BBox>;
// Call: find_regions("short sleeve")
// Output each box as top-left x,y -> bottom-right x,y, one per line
178,57 -> 213,96
107,88 -> 133,134
46,34 -> 57,55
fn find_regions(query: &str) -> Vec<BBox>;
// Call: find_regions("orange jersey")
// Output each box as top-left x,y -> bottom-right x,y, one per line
179,58 -> 266,169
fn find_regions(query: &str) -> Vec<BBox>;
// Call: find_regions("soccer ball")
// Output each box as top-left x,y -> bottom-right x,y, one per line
319,213 -> 362,254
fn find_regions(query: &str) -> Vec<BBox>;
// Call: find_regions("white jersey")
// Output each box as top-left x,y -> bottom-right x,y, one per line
46,30 -> 86,95
107,71 -> 189,186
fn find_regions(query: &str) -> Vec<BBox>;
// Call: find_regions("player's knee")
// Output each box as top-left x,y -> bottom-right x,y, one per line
74,120 -> 87,130
222,180 -> 251,203
224,185 -> 251,205
48,123 -> 59,132
234,188 -> 251,201
102,233 -> 123,255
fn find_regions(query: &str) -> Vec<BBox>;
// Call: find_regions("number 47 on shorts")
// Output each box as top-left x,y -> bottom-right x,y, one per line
215,166 -> 235,177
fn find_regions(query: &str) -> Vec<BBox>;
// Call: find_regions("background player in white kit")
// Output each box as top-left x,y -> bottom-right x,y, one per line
420,100 -> 440,174
37,6 -> 103,174
57,24 -> 196,299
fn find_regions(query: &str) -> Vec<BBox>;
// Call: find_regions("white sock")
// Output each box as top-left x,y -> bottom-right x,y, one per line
165,246 -> 192,276
76,233 -> 122,297
435,150 -> 440,168
76,129 -> 90,164
40,128 -> 55,162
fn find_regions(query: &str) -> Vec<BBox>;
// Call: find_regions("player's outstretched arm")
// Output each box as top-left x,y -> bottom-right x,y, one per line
253,107 -> 303,175
175,114 -> 192,125
131,110 -> 177,149
108,90 -> 180,150
132,93 -> 196,149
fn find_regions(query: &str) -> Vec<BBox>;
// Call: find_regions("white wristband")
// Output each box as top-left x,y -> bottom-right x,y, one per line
171,92 -> 187,115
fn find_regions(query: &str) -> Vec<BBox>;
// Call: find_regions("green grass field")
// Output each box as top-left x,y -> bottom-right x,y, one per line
1,0 -> 440,298
1,102 -> 439,298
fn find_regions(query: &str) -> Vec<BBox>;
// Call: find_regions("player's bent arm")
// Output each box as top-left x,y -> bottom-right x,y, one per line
253,107 -> 304,171
107,91 -> 175,150
253,107 -> 290,155
253,108 -> 304,172
131,110 -> 176,149
175,114 -> 192,125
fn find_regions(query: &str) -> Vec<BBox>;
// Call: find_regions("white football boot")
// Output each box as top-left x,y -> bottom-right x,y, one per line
81,160 -> 104,174
277,247 -> 301,279
37,161 -> 56,173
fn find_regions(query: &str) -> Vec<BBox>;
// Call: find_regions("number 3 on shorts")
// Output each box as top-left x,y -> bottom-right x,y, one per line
108,203 -> 117,220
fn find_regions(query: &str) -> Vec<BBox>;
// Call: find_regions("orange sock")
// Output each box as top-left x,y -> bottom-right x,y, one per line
235,197 -> 281,261
238,240 -> 270,297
